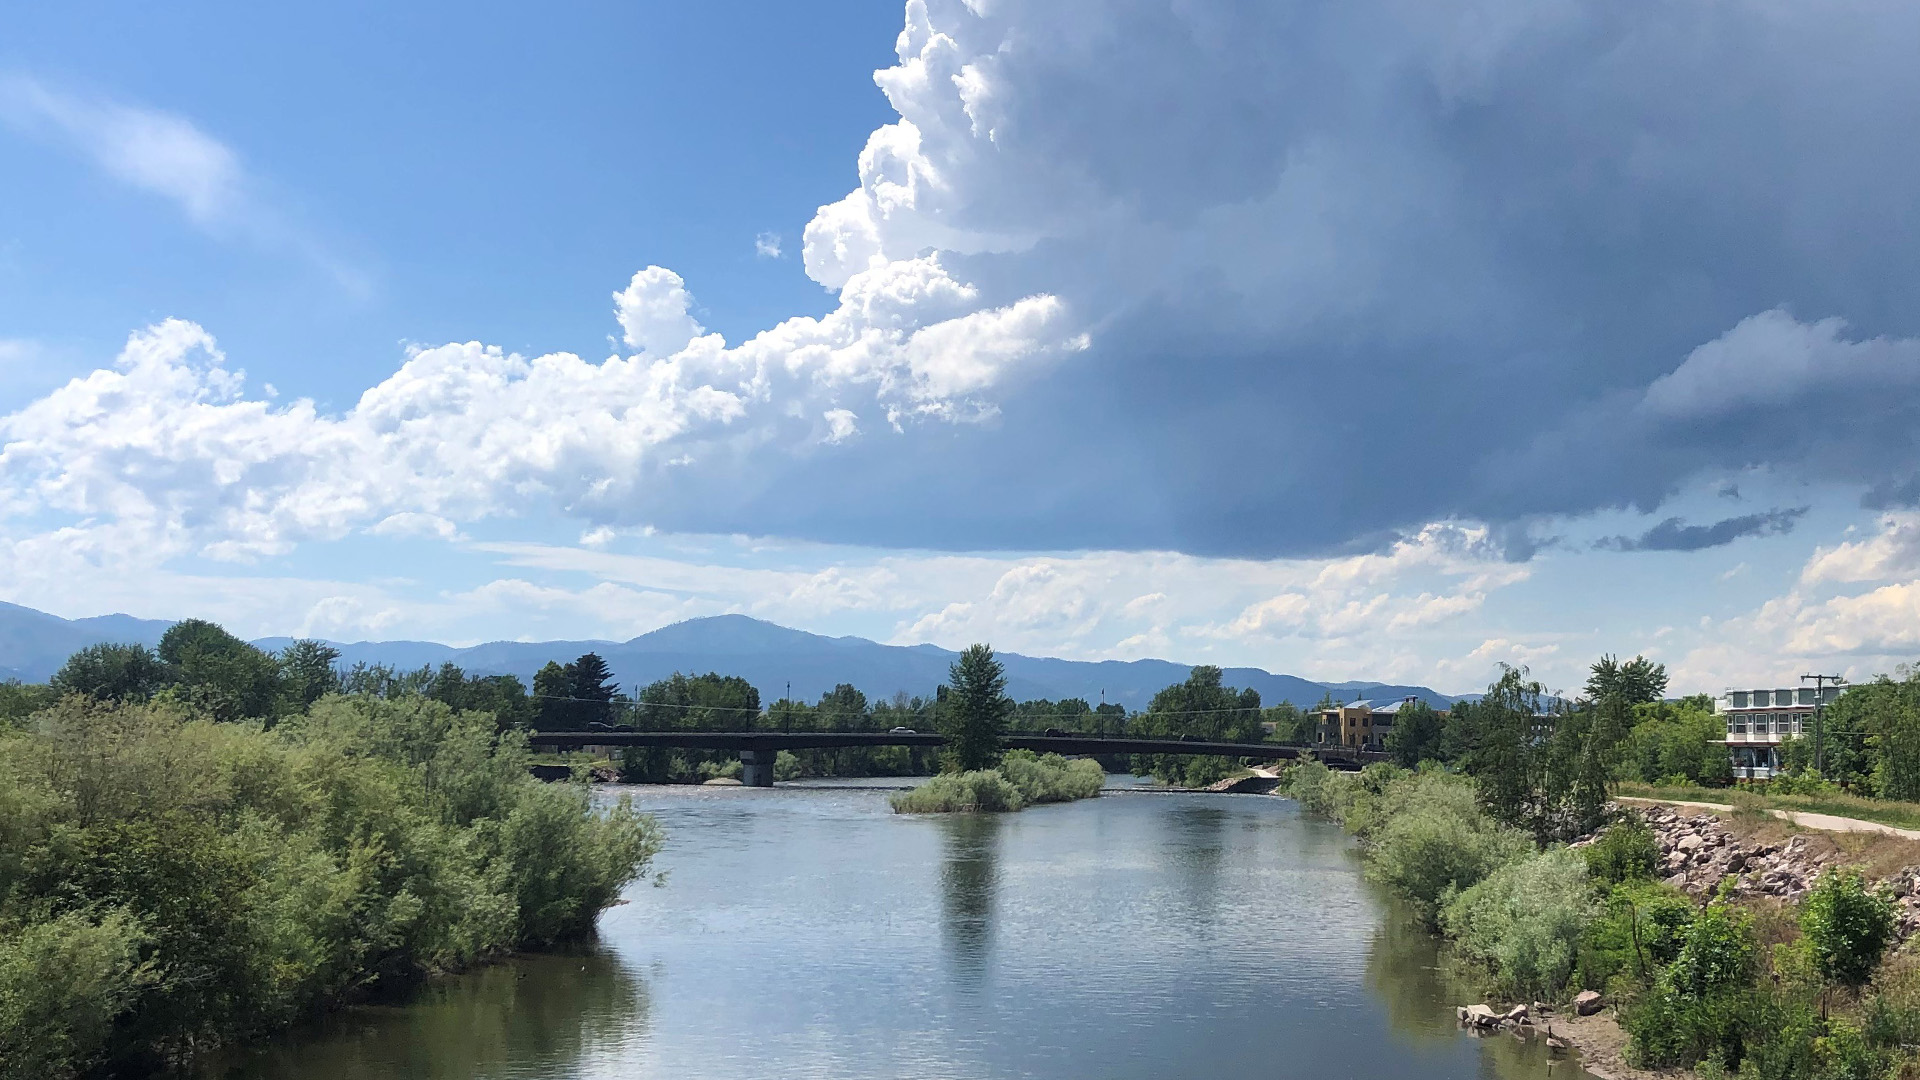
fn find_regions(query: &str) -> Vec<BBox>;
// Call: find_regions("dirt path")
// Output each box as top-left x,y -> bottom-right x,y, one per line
1615,796 -> 1920,841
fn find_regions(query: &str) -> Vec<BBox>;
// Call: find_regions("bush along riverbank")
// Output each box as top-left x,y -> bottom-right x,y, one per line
1289,760 -> 1920,1078
0,693 -> 663,1080
890,750 -> 1105,813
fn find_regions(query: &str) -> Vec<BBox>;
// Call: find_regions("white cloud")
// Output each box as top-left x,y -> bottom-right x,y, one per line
365,512 -> 463,541
754,232 -> 783,259
1801,514 -> 1920,586
0,75 -> 241,224
0,253 -> 1078,563
821,408 -> 859,443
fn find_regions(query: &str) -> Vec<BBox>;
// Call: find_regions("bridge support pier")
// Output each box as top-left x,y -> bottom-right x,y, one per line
740,748 -> 776,787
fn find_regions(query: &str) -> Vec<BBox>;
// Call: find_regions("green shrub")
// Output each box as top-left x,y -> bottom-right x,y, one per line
1582,881 -> 1695,987
1801,869 -> 1896,990
1363,772 -> 1532,925
1626,985 -> 1759,1071
1442,847 -> 1595,999
0,909 -> 148,1080
998,751 -> 1104,804
890,770 -> 1025,813
1584,817 -> 1661,886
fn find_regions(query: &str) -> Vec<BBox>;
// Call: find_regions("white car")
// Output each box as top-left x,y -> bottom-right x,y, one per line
889,726 -> 917,734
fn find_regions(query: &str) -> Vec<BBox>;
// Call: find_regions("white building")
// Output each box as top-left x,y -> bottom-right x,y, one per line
1713,685 -> 1842,780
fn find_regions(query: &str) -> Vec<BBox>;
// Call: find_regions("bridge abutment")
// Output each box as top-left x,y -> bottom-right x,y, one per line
740,748 -> 776,787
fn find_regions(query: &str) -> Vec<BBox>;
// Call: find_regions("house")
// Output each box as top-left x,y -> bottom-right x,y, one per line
1714,684 -> 1842,780
1317,696 -> 1419,750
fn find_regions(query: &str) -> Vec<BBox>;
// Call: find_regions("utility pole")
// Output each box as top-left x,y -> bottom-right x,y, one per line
1801,673 -> 1846,776
784,681 -> 791,734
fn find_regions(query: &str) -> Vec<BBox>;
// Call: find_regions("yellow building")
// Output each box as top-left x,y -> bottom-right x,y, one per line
1316,697 -> 1419,750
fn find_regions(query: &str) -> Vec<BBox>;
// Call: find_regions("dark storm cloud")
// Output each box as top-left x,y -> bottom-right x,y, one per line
1594,508 -> 1808,553
629,0 -> 1920,559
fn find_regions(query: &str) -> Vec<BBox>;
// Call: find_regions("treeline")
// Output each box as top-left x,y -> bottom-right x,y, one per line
0,622 -> 663,1080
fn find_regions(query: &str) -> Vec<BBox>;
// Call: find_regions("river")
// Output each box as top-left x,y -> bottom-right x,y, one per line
193,778 -> 1593,1079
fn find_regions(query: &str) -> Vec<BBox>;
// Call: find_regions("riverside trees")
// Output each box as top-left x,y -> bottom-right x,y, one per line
0,627 -> 661,1080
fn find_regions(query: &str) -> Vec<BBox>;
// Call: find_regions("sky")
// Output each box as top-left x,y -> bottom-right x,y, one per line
4,0 -> 1920,697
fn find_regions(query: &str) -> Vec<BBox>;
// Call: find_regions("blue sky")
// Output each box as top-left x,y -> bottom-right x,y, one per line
4,0 -> 1920,696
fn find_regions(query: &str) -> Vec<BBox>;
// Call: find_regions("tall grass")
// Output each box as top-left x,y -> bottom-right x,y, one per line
890,751 -> 1104,813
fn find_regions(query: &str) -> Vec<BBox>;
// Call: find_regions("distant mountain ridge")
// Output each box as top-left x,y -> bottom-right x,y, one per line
0,603 -> 1462,710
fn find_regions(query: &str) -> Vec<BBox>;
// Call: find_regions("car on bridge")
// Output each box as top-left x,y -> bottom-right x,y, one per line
889,727 -> 916,734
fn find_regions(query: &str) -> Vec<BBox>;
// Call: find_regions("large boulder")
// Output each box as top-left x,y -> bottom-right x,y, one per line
1573,990 -> 1603,1016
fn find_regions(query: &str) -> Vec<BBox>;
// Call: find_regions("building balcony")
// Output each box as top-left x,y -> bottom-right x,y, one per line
1733,766 -> 1775,781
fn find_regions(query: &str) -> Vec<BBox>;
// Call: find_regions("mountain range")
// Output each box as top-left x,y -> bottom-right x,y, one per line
0,601 -> 1464,710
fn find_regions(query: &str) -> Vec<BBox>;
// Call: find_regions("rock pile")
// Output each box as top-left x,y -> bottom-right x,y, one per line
1621,806 -> 1920,939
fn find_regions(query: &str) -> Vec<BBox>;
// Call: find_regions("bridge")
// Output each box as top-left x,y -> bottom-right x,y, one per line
524,729 -> 1386,786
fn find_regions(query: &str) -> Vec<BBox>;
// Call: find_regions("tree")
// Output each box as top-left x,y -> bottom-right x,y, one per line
276,640 -> 341,710
940,644 -> 1010,772
1133,666 -> 1262,786
1587,654 -> 1668,706
1801,869 -> 1895,990
568,653 -> 617,728
533,661 -> 571,728
156,619 -> 283,722
1384,700 -> 1445,766
51,643 -> 171,702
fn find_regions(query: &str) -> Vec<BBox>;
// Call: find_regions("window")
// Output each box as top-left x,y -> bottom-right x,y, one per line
1792,715 -> 1803,735
1733,715 -> 1748,734
1731,691 -> 1750,708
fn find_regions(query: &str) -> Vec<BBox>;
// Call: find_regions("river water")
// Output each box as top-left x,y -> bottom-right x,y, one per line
195,778 -> 1592,1079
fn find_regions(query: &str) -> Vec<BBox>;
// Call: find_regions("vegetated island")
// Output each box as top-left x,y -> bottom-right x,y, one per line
0,619 -> 662,1080
1284,655 -> 1920,1080
890,644 -> 1106,814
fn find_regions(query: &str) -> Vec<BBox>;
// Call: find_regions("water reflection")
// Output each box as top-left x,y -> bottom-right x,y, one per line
1364,900 -> 1588,1080
1160,801 -> 1228,926
192,785 -> 1594,1080
937,811 -> 1003,984
191,948 -> 649,1080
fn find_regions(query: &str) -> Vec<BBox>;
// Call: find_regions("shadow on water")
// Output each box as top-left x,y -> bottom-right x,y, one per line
187,948 -> 650,1080
937,811 -> 1003,987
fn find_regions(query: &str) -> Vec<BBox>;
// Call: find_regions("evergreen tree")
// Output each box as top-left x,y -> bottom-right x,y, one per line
940,644 -> 1010,772
1384,700 -> 1445,766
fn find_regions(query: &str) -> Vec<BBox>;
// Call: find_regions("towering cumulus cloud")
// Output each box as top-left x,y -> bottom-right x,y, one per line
7,0 -> 1920,569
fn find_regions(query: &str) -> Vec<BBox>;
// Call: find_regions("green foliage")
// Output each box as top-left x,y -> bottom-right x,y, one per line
1584,817 -> 1662,886
891,769 -> 1025,813
1441,847 -> 1595,999
996,750 -> 1105,804
1300,766 -> 1533,926
1587,654 -> 1669,705
1262,701 -> 1312,743
0,680 -> 57,729
1582,881 -> 1695,987
157,619 -> 284,723
891,751 -> 1103,813
0,909 -> 149,1080
1132,665 -> 1262,786
1668,897 -> 1759,999
1801,869 -> 1896,990
939,644 -> 1010,773
0,692 -> 660,1078
1384,700 -> 1444,766
1618,696 -> 1733,786
276,640 -> 342,711
51,644 -> 172,703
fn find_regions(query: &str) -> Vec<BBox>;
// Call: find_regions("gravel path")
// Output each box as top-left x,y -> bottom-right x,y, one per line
1616,796 -> 1920,841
